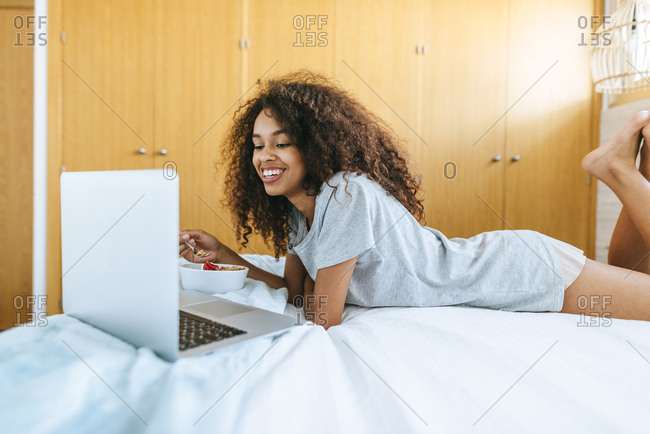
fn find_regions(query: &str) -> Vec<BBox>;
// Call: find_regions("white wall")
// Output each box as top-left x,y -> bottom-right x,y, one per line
33,0 -> 47,315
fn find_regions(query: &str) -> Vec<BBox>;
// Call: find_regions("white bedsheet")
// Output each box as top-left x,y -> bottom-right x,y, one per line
2,255 -> 650,433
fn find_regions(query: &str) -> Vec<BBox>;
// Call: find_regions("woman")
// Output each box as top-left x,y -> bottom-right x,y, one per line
180,71 -> 650,329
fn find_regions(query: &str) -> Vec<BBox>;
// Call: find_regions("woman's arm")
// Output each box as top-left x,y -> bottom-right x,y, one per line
283,253 -> 308,304
304,256 -> 358,330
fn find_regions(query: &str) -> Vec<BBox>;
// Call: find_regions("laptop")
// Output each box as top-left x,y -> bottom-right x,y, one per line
60,169 -> 294,361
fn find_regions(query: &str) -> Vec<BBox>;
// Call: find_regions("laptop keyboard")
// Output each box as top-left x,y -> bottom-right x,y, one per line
179,311 -> 247,351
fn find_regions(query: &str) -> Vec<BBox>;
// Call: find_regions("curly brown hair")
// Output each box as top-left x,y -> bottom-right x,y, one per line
219,71 -> 424,259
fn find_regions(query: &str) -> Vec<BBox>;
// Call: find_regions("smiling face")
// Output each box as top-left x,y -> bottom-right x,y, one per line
252,108 -> 309,199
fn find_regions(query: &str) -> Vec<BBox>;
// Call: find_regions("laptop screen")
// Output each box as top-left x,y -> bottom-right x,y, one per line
61,169 -> 179,361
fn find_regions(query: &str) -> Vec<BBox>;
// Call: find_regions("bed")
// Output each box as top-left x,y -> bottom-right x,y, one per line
1,254 -> 649,433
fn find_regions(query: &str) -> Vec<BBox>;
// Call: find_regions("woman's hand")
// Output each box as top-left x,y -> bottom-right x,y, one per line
179,229 -> 223,263
302,256 -> 357,330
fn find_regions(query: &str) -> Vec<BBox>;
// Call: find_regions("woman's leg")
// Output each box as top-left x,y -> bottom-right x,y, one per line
606,142 -> 650,273
608,207 -> 650,273
582,111 -> 650,274
560,258 -> 650,321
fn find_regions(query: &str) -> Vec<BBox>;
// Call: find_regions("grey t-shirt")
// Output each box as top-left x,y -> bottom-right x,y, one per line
287,171 -> 565,312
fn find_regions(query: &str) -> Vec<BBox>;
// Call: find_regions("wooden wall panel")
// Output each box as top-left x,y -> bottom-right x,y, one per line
61,0 -> 155,171
334,0 -> 421,209
247,0 -> 336,83
418,0 -> 509,237
505,0 -> 596,253
154,0 -> 248,255
0,7 -> 33,329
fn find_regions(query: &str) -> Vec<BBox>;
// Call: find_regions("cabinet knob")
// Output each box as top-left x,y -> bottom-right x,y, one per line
512,154 -> 521,162
137,147 -> 146,154
159,148 -> 168,155
492,155 -> 502,162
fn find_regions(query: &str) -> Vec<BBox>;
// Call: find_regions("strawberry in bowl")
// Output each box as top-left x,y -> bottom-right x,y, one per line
202,261 -> 220,271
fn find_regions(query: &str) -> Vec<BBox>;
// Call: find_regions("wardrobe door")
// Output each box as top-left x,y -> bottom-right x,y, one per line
505,0 -> 595,252
154,0 -> 247,253
239,0 -> 336,254
418,0 -> 509,237
334,0 -> 422,213
247,0 -> 336,82
62,0 -> 155,171
1,6 -> 33,329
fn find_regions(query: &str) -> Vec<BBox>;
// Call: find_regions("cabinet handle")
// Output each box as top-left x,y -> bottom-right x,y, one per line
511,154 -> 521,162
416,45 -> 421,54
137,147 -> 146,154
245,39 -> 250,49
159,149 -> 168,155
492,155 -> 502,162
422,45 -> 428,55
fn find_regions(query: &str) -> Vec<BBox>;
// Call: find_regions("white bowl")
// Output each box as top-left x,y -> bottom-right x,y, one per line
179,263 -> 249,294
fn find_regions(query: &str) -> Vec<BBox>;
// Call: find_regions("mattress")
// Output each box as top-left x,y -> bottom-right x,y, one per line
1,254 -> 649,433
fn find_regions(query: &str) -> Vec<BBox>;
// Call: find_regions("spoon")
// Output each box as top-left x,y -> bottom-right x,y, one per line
184,241 -> 210,257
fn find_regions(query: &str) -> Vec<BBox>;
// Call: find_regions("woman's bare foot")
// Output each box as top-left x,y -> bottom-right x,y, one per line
582,111 -> 650,187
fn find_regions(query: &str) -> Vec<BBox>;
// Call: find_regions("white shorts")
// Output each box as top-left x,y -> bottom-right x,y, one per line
541,235 -> 587,290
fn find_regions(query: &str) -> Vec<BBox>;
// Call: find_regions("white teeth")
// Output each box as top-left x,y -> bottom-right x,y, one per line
263,169 -> 284,177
